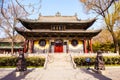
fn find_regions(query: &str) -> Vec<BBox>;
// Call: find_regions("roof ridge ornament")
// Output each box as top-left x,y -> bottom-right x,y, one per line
74,13 -> 81,21
39,13 -> 42,16
74,13 -> 77,17
56,12 -> 61,17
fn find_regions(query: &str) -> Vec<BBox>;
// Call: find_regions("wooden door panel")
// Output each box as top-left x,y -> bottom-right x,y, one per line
54,46 -> 63,53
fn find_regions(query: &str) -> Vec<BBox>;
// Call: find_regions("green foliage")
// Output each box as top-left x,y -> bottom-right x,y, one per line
74,57 -> 96,66
0,43 -> 11,46
93,42 -> 114,52
0,57 -> 17,66
26,57 -> 45,67
0,42 -> 22,47
0,57 -> 45,67
74,56 -> 120,66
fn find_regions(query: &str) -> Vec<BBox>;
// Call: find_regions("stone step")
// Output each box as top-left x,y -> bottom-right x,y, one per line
47,64 -> 72,67
46,54 -> 74,69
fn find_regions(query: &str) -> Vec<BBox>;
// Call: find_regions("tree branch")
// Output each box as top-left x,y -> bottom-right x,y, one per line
15,0 -> 29,14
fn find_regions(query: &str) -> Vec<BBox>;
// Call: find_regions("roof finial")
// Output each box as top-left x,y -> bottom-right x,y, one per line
56,12 -> 61,16
75,13 -> 77,17
39,13 -> 42,16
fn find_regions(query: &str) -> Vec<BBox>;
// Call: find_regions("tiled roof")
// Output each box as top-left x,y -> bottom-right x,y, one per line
38,16 -> 79,22
24,29 -> 101,33
18,16 -> 96,23
0,35 -> 25,42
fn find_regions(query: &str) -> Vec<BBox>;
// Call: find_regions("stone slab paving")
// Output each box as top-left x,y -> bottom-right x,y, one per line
0,68 -> 15,80
0,67 -> 120,80
103,67 -> 120,80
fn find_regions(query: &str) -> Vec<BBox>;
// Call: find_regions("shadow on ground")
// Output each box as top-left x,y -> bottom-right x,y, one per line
1,68 -> 35,80
80,68 -> 112,80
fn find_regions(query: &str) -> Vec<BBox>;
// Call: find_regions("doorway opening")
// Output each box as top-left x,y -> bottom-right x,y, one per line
54,39 -> 63,53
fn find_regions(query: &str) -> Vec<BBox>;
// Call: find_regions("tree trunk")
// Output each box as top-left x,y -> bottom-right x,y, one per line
111,31 -> 119,53
11,38 -> 14,54
119,40 -> 120,54
119,46 -> 120,55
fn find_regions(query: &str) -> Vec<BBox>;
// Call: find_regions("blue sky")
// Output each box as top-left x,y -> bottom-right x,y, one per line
28,0 -> 97,19
0,0 -> 104,38
28,0 -> 104,30
40,0 -> 86,18
26,0 -> 104,30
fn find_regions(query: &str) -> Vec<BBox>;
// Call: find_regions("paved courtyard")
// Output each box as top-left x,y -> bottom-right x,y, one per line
0,67 -> 120,80
0,54 -> 120,80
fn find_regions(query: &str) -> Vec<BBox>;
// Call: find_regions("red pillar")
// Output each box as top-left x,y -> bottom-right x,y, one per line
29,40 -> 34,53
30,40 -> 34,53
84,40 -> 87,53
89,39 -> 93,53
23,40 -> 28,53
29,40 -> 32,53
32,40 -> 34,53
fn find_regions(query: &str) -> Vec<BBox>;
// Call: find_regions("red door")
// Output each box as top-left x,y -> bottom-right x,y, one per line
54,39 -> 63,53
54,45 -> 63,53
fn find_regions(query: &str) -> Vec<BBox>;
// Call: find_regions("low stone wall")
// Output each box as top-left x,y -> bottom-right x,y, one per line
0,53 -> 47,57
71,53 -> 119,57
0,52 -> 119,57
0,54 -> 14,57
25,53 -> 47,58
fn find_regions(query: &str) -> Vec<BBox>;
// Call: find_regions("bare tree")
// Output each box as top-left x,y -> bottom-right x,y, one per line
0,0 -> 41,54
80,0 -> 120,53
0,0 -> 27,54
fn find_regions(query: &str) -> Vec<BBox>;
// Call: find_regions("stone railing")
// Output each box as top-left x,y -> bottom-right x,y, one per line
69,54 -> 76,69
43,53 -> 49,69
0,53 -> 47,57
24,53 -> 47,58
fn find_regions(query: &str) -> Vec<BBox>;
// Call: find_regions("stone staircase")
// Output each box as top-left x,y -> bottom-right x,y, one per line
46,53 -> 74,70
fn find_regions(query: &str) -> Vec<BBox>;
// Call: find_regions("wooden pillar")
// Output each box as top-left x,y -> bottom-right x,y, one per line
23,40 -> 28,53
29,40 -> 32,53
89,39 -> 93,53
84,40 -> 87,53
32,40 -> 34,53
87,40 -> 90,53
29,40 -> 34,53
23,40 -> 26,53
30,40 -> 34,53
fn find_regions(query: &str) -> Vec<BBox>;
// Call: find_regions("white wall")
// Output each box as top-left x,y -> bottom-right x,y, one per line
68,40 -> 84,53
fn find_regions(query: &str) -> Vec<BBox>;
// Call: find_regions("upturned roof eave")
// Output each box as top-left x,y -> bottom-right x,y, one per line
15,27 -> 102,38
17,18 -> 96,30
15,27 -> 101,33
17,18 -> 96,24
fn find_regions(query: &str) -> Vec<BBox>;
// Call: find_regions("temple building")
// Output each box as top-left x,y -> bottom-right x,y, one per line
15,13 -> 101,53
0,35 -> 24,53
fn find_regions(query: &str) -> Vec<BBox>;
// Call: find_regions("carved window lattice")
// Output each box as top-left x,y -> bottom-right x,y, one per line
71,39 -> 78,46
51,25 -> 66,30
39,39 -> 46,47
